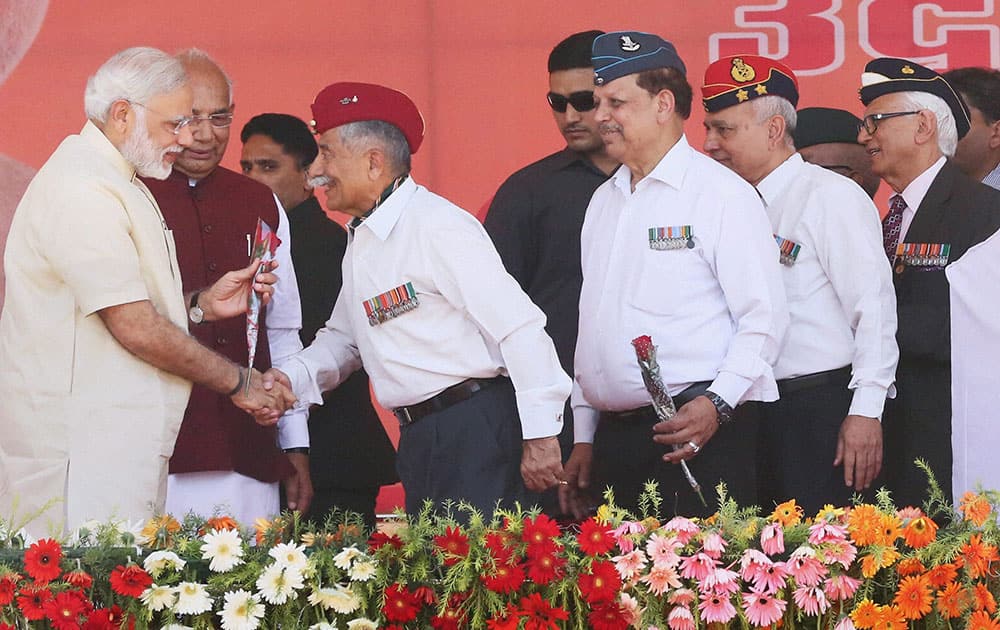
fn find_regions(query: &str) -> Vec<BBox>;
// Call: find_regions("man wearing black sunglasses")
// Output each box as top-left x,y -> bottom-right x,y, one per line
484,30 -> 618,519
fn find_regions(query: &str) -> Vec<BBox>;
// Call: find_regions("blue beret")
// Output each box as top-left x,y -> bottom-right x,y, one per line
592,31 -> 686,86
859,57 -> 971,140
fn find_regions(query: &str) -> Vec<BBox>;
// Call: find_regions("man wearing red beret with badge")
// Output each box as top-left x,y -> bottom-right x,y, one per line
701,55 -> 898,514
264,82 -> 571,518
856,58 -> 1000,507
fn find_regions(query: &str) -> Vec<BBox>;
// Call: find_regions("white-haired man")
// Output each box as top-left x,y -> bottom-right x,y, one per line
857,58 -> 1000,507
0,47 -> 293,536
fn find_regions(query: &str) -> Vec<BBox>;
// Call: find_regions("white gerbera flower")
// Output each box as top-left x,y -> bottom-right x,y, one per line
348,559 -> 376,582
346,619 -> 377,630
202,528 -> 245,572
308,624 -> 338,630
218,589 -> 265,630
308,587 -> 339,610
162,625 -> 194,630
140,584 -> 177,612
333,545 -> 362,570
174,582 -> 213,615
269,542 -> 308,571
144,550 -> 186,577
256,564 -> 305,605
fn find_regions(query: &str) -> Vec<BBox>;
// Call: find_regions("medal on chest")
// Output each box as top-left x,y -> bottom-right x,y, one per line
774,234 -> 802,266
362,281 -> 420,326
648,225 -> 694,250
893,242 -> 950,274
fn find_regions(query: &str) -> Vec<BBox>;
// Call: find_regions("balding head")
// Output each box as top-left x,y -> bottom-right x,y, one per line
173,49 -> 235,180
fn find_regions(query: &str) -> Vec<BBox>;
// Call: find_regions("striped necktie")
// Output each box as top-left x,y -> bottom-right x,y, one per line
882,194 -> 907,260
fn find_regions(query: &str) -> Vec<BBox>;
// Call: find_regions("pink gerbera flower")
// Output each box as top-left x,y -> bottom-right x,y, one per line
742,590 -> 787,627
793,584 -> 830,616
824,574 -> 861,601
760,523 -> 785,556
664,517 -> 700,545
679,553 -> 716,582
701,567 -> 740,595
667,604 -> 695,630
824,539 -> 858,569
741,553 -> 790,594
647,532 -> 683,569
641,565 -> 682,595
701,532 -> 727,559
619,592 -> 642,626
611,521 -> 646,553
698,592 -> 737,624
612,549 -> 648,581
833,615 -> 857,630
808,521 -> 848,545
669,588 -> 697,607
788,547 -> 828,587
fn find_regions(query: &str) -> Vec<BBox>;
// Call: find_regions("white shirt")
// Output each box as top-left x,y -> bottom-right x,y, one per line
281,177 -> 570,440
757,153 -> 898,418
982,161 -> 1000,191
898,157 -> 947,240
572,135 -> 788,444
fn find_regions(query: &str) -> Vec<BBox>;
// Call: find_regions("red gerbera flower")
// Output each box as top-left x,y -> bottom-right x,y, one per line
23,538 -> 63,584
434,526 -> 470,566
430,592 -> 468,630
578,518 -> 616,556
589,601 -> 631,630
44,590 -> 89,630
82,605 -> 125,630
526,550 -> 565,585
0,574 -> 18,605
522,514 -> 561,549
65,569 -> 94,590
382,583 -> 421,623
368,531 -> 404,552
518,592 -> 569,630
578,559 -> 621,605
108,564 -> 152,598
482,560 -> 526,594
484,531 -> 518,563
16,585 -> 52,621
486,604 -> 521,630
0,623 -> 16,630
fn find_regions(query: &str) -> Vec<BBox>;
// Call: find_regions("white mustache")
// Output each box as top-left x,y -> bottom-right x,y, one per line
600,123 -> 623,134
308,175 -> 331,188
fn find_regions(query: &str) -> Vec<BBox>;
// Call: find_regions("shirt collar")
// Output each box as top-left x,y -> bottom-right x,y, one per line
555,147 -> 609,177
982,160 -> 1000,190
80,120 -> 137,182
899,156 -> 946,212
353,175 -> 418,241
611,134 -> 692,195
756,153 -> 803,207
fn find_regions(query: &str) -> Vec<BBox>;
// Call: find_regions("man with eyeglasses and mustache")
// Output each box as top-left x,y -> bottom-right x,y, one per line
560,32 -> 787,519
144,49 -> 311,525
484,30 -> 617,519
0,47 -> 292,537
856,58 -> 1000,508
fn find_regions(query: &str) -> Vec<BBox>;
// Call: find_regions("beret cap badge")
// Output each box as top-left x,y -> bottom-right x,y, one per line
730,58 -> 756,82
620,35 -> 641,52
340,96 -> 359,105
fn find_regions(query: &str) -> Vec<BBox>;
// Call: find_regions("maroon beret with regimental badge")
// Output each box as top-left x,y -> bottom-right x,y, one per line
310,82 -> 425,154
701,55 -> 799,113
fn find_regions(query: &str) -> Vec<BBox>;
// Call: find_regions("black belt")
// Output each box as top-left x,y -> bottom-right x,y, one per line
599,381 -> 711,424
394,377 -> 504,426
777,365 -> 852,397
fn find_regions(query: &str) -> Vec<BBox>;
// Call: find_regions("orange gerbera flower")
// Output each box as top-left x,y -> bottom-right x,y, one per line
139,515 -> 181,549
873,605 -> 907,630
896,557 -> 926,576
969,610 -> 1000,630
894,574 -> 933,619
205,516 -> 240,532
902,516 -> 938,549
926,562 -> 958,589
960,534 -> 1000,579
851,598 -> 881,629
770,499 -> 803,527
960,492 -> 992,527
875,512 -> 902,546
848,504 -> 882,546
936,582 -> 969,618
974,582 -> 998,613
862,547 -> 900,578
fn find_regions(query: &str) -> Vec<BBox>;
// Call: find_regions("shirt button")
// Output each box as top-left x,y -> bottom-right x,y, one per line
203,224 -> 213,233
216,337 -> 227,345
208,262 -> 218,271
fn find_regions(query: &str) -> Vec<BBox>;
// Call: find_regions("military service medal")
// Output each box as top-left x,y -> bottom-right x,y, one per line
774,235 -> 802,266
894,242 -> 950,274
363,281 -> 419,326
648,225 -> 694,250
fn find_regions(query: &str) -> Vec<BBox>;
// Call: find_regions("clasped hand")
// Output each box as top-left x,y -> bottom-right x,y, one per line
231,368 -> 296,425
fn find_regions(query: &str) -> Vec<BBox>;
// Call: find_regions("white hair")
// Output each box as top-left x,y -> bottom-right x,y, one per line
84,47 -> 187,123
176,47 -> 234,105
337,120 -> 412,176
751,95 -> 797,149
897,90 -> 958,157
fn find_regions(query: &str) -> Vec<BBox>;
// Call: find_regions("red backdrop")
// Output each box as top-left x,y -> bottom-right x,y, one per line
1,0 -> 998,512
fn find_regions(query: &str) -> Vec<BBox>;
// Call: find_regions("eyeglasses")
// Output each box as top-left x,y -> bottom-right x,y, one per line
546,90 -> 596,113
128,101 -> 195,135
858,111 -> 921,135
188,112 -> 235,129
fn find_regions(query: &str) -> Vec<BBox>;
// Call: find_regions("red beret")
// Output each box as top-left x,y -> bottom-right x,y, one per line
310,82 -> 425,154
701,55 -> 799,113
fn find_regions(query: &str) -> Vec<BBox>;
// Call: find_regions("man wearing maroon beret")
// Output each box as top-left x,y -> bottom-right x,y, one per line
701,55 -> 898,514
266,82 -> 571,518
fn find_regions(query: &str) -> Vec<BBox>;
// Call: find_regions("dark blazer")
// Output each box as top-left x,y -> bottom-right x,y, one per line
287,196 -> 397,490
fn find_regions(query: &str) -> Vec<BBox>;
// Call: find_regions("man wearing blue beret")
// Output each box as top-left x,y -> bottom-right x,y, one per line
561,32 -> 788,518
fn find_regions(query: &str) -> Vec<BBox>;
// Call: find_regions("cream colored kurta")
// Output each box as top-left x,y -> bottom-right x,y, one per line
0,122 -> 192,536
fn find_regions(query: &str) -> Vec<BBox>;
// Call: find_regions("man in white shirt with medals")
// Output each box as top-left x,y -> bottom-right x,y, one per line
701,55 -> 898,514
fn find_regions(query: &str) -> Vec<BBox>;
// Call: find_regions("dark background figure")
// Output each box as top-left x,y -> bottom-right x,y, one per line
794,107 -> 881,199
240,113 -> 398,531
942,67 -> 1000,191
484,30 -> 617,517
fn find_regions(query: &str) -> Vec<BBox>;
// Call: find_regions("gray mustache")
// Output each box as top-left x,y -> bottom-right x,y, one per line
308,175 -> 331,188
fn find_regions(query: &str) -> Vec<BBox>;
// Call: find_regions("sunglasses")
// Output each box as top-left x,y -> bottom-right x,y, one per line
546,90 -> 597,113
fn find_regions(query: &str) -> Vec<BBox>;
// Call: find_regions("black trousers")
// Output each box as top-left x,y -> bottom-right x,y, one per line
396,378 -> 525,520
593,384 -> 759,519
882,359 -> 952,508
758,368 -> 865,516
305,486 -> 380,532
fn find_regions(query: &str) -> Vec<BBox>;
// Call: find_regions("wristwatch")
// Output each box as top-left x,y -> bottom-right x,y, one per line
704,390 -> 735,425
188,291 -> 204,325
283,447 -> 310,455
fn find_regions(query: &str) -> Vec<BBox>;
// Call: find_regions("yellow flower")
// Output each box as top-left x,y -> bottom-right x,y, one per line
139,514 -> 181,549
596,505 -> 614,524
815,504 -> 845,522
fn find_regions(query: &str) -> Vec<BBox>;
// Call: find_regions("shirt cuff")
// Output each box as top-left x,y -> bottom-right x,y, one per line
282,358 -> 325,409
573,405 -> 600,444
708,372 -> 754,408
277,408 -> 310,449
515,386 -> 566,440
848,384 -> 890,420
